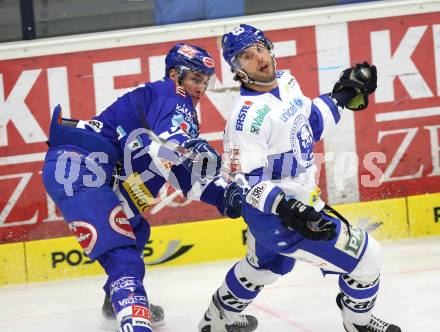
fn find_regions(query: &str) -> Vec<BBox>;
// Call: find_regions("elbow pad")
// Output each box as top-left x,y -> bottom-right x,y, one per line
245,181 -> 284,214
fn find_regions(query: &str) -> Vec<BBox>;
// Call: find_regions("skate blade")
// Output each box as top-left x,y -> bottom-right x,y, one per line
100,315 -> 165,330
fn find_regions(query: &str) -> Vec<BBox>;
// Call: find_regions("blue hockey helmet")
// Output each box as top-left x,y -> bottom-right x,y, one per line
222,24 -> 273,70
165,43 -> 215,83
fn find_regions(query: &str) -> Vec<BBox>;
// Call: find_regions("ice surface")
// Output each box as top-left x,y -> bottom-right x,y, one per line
1,237 -> 439,331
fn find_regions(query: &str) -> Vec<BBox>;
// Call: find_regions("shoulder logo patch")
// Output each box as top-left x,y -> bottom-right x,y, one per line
175,85 -> 186,97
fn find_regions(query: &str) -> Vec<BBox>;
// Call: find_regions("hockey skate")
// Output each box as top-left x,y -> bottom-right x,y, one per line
101,294 -> 165,330
198,295 -> 258,332
336,293 -> 401,332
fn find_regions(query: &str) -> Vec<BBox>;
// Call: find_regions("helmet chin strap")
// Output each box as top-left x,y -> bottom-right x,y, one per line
236,57 -> 277,87
238,70 -> 276,86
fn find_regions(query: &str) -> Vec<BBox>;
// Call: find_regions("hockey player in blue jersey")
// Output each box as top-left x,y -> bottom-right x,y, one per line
198,24 -> 401,332
42,43 -> 242,332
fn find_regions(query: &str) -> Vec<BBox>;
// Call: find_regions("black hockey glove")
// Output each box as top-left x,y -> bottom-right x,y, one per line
222,182 -> 242,219
276,196 -> 336,241
331,61 -> 377,111
181,138 -> 221,180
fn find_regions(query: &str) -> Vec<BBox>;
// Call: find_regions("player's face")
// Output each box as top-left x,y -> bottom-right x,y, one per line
237,42 -> 276,84
169,69 -> 212,106
181,71 -> 212,107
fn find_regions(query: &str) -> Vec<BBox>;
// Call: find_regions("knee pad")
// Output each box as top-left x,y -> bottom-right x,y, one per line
350,235 -> 383,283
233,258 -> 280,289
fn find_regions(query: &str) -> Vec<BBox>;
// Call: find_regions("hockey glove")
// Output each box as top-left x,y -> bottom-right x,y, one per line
276,196 -> 336,241
331,61 -> 377,111
222,182 -> 242,219
181,138 -> 222,181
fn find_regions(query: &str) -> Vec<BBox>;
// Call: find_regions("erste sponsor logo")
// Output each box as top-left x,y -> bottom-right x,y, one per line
236,101 -> 253,131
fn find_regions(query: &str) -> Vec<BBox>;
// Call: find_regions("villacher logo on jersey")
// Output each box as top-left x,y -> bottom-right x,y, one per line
68,221 -> 98,255
109,206 -> 136,239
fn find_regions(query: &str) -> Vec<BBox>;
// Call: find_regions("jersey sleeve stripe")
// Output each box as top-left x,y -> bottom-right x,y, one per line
245,181 -> 283,214
320,94 -> 341,123
309,103 -> 325,141
245,167 -> 264,186
263,186 -> 283,214
311,95 -> 340,141
270,153 -> 285,180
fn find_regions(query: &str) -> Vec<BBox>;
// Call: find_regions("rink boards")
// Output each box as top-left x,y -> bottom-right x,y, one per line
1,2 -> 440,245
0,192 -> 439,286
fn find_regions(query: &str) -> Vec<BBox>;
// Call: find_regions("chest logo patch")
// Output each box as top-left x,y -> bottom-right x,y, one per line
172,104 -> 199,137
250,105 -> 270,135
291,114 -> 314,167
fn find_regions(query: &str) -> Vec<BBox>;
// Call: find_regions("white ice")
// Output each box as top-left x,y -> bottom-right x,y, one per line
1,236 -> 439,332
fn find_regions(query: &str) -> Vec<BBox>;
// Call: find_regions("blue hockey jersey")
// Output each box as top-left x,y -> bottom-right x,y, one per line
52,77 -> 225,219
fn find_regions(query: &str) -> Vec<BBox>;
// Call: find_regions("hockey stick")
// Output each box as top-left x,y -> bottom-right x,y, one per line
133,104 -> 235,189
323,204 -> 352,235
142,122 -> 353,229
140,127 -> 234,181
134,102 -> 202,166
140,125 -> 350,223
141,127 -> 195,162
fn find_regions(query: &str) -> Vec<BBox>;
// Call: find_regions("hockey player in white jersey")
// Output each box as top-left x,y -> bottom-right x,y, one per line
198,24 -> 401,332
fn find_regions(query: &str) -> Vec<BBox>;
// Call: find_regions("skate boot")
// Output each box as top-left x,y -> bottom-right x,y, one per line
336,293 -> 401,332
101,294 -> 165,329
198,294 -> 258,332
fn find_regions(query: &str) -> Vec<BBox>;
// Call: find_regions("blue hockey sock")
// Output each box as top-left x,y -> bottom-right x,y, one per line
99,246 -> 152,332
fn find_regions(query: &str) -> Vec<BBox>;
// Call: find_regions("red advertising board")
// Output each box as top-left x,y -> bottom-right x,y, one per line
348,13 -> 440,200
1,11 -> 439,243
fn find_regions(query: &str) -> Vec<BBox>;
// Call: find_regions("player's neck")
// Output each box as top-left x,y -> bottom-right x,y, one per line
243,80 -> 278,93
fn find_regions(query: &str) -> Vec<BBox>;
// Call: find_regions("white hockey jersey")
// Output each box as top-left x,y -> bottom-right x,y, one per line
224,71 -> 342,214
